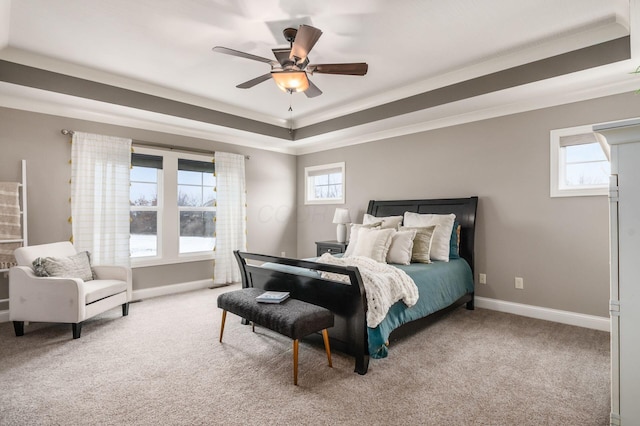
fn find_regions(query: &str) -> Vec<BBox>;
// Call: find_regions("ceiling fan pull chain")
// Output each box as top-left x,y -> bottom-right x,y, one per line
288,94 -> 294,134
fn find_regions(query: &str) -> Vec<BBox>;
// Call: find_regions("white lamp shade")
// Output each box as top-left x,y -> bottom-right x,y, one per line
332,208 -> 351,224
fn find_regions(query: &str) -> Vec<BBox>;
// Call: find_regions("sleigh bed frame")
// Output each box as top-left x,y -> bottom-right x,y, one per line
234,196 -> 478,375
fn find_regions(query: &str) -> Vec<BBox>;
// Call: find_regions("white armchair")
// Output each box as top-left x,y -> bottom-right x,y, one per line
9,242 -> 132,339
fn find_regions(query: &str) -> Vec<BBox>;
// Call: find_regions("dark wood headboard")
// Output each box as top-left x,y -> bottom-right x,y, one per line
366,197 -> 478,273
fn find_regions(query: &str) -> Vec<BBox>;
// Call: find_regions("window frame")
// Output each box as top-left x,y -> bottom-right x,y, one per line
550,125 -> 610,198
304,162 -> 346,205
131,146 -> 216,268
177,158 -> 216,255
130,152 -> 163,260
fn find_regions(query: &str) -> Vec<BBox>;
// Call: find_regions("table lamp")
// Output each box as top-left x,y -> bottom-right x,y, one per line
332,208 -> 351,243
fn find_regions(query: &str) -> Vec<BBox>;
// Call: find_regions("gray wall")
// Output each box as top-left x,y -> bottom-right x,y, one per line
3,90 -> 639,318
0,107 -> 297,307
297,91 -> 640,318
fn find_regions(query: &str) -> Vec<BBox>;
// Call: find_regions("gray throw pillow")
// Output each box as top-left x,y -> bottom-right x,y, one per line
400,225 -> 436,263
33,251 -> 94,281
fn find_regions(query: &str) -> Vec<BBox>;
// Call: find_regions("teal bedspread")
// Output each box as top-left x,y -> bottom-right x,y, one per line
260,258 -> 473,359
368,259 -> 473,358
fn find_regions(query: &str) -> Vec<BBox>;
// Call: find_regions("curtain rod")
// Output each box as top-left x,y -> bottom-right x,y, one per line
60,129 -> 250,160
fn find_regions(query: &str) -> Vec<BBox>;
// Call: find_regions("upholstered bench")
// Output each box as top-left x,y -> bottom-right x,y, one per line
217,287 -> 334,385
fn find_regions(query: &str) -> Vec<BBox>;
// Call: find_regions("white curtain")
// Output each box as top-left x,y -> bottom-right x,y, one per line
213,152 -> 247,284
71,132 -> 132,266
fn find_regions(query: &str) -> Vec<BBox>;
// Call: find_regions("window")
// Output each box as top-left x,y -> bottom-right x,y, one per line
550,125 -> 610,197
177,159 -> 216,254
130,153 -> 162,258
304,162 -> 345,205
130,147 -> 216,266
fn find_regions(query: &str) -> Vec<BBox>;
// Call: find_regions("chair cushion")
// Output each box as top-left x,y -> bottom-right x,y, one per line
83,280 -> 128,304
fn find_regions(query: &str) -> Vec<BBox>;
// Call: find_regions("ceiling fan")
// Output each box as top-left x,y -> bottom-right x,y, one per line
212,24 -> 368,98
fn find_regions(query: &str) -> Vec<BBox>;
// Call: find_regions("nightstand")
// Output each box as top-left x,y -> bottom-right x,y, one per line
316,240 -> 349,256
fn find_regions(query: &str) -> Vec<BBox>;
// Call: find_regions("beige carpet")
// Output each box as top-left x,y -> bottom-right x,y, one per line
0,284 -> 610,425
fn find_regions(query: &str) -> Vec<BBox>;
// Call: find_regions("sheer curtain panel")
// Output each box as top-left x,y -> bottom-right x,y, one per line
213,152 -> 247,284
71,132 -> 132,266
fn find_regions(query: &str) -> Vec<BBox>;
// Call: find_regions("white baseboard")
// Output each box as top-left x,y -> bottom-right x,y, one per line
131,279 -> 224,301
475,296 -> 610,332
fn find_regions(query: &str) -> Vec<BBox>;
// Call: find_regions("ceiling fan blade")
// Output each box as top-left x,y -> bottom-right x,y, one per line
304,79 -> 322,98
290,25 -> 323,61
307,63 -> 368,76
236,73 -> 272,89
213,46 -> 278,67
272,48 -> 292,67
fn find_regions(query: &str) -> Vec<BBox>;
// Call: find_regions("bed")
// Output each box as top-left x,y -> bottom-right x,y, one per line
234,196 -> 478,375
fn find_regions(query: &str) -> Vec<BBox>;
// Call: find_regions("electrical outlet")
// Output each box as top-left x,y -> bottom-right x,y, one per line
479,273 -> 487,284
281,251 -> 286,257
515,277 -> 524,289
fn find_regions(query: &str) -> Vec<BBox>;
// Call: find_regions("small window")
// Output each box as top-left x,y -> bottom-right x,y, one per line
304,162 -> 345,205
550,126 -> 610,197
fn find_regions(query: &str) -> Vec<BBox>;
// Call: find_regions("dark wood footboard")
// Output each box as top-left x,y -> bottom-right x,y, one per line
234,250 -> 371,374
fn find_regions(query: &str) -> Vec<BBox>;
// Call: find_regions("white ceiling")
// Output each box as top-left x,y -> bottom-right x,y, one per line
0,0 -> 637,154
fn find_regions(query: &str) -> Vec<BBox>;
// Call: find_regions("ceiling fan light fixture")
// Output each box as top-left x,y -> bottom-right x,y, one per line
271,70 -> 309,93
213,24 -> 366,98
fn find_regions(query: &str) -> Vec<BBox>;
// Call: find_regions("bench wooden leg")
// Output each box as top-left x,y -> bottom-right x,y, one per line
322,329 -> 332,368
293,339 -> 299,385
219,310 -> 227,343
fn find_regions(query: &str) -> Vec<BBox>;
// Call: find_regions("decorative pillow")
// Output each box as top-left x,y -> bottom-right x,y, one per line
403,212 -> 456,261
400,226 -> 436,263
450,223 -> 461,259
386,229 -> 417,265
33,251 -> 94,281
344,222 -> 381,257
363,214 -> 403,230
351,227 -> 395,263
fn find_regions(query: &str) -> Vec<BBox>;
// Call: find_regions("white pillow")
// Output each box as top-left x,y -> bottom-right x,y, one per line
344,222 -> 381,257
351,227 -> 395,263
386,229 -> 417,265
403,212 -> 456,261
363,214 -> 403,230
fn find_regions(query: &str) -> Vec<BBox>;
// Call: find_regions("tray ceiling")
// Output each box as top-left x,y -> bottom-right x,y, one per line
0,0 -> 636,154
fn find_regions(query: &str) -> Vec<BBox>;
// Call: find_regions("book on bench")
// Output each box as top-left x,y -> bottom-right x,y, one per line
256,291 -> 290,304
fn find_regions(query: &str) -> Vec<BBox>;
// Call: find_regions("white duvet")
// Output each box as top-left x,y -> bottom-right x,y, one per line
317,253 -> 419,328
